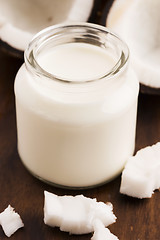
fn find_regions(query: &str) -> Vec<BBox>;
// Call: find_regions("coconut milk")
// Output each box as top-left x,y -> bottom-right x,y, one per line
14,24 -> 139,188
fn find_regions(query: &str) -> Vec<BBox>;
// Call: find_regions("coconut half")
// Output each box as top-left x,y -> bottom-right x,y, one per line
106,0 -> 160,93
0,0 -> 95,57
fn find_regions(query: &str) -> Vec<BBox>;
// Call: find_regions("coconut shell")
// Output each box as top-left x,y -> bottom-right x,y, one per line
0,0 -> 105,59
140,84 -> 160,95
0,39 -> 23,59
100,0 -> 160,95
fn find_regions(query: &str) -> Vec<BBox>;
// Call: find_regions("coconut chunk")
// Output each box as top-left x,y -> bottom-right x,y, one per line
107,0 -> 160,89
91,219 -> 119,240
0,205 -> 24,237
44,191 -> 116,235
120,142 -> 160,198
0,0 -> 94,52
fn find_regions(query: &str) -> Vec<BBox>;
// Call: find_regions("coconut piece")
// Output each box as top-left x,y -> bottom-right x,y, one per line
0,0 -> 94,54
0,205 -> 24,237
107,0 -> 160,91
120,142 -> 160,198
91,219 -> 119,240
44,191 -> 116,235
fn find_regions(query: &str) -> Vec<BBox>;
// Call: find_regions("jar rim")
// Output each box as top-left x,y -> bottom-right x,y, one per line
24,22 -> 129,84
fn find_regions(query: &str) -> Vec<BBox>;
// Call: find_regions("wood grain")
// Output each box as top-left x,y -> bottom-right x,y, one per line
0,24 -> 160,240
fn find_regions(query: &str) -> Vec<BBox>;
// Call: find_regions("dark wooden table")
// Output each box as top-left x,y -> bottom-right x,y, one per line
0,34 -> 160,240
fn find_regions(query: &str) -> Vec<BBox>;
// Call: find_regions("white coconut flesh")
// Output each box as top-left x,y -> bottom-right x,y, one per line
0,205 -> 24,237
44,191 -> 116,235
0,0 -> 94,51
120,142 -> 160,199
107,0 -> 160,89
91,219 -> 119,240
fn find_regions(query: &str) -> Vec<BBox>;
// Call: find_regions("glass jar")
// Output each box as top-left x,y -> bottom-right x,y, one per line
14,23 -> 139,189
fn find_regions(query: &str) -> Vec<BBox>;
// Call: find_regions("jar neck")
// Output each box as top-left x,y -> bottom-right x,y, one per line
24,22 -> 129,86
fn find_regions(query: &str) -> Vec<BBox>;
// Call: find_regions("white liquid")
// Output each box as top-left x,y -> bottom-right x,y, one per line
37,43 -> 116,81
15,42 -> 139,188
